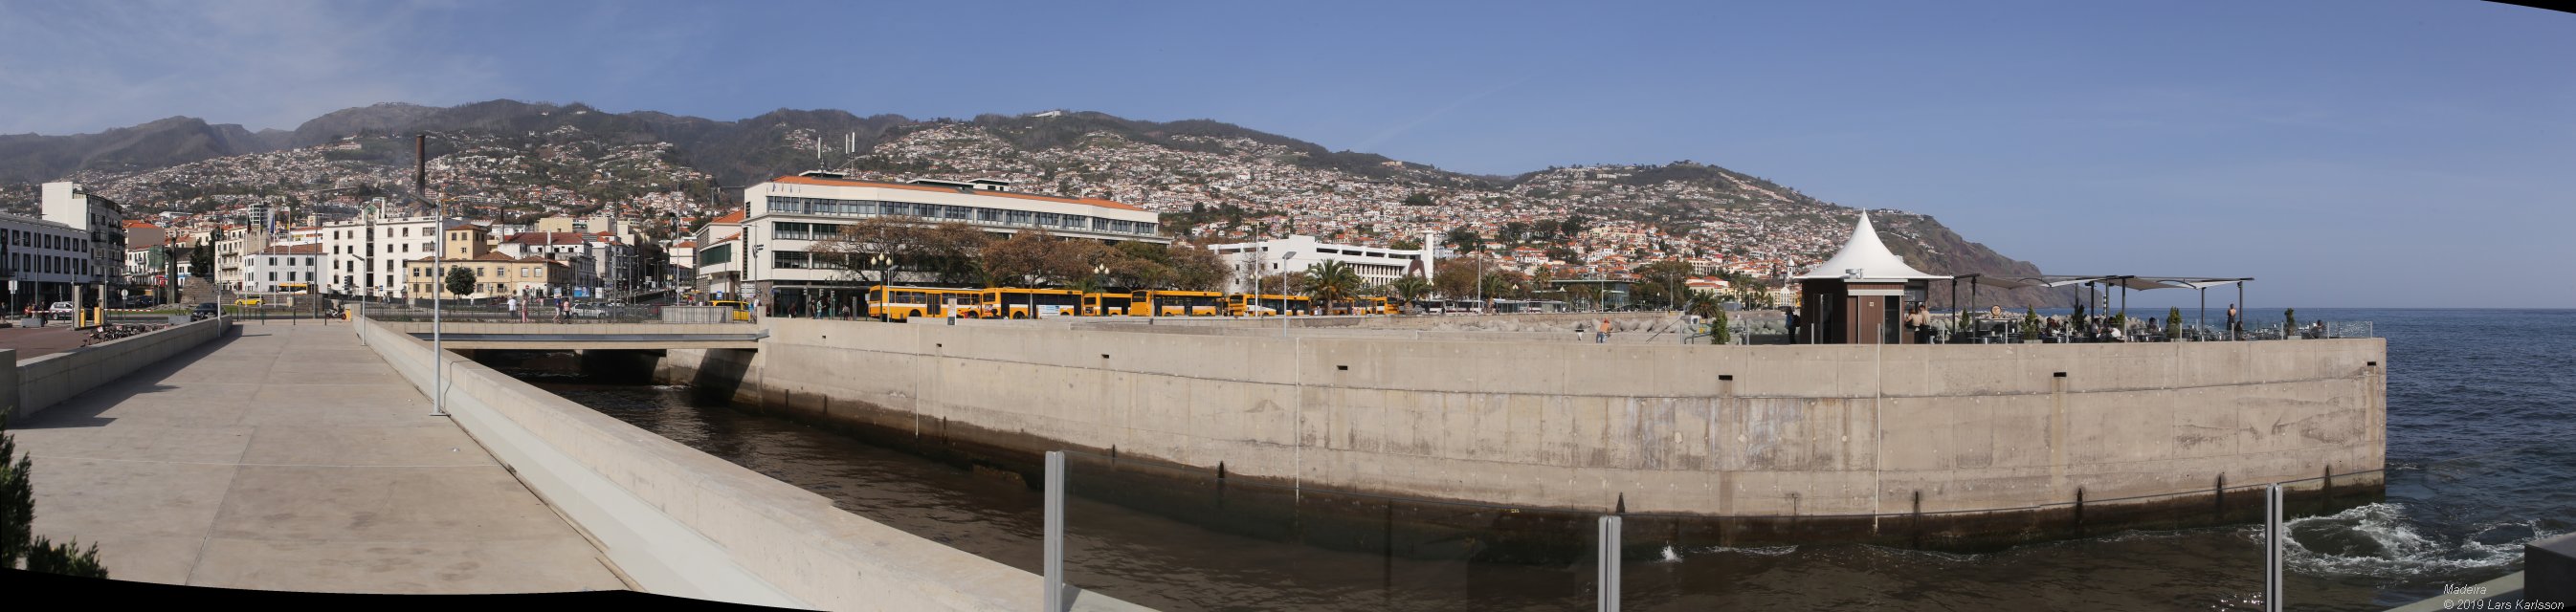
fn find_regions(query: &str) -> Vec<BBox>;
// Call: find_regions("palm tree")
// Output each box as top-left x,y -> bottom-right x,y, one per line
1389,274 -> 1432,308
1304,260 -> 1364,315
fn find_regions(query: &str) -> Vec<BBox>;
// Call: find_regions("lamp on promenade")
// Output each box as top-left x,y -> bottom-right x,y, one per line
872,252 -> 891,321
1279,251 -> 1297,337
420,132 -> 449,418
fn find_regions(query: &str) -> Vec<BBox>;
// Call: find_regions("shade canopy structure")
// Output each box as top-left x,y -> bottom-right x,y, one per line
1796,213 -> 1950,282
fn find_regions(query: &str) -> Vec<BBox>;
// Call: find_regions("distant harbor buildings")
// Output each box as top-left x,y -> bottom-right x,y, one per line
1204,233 -> 1433,295
692,173 -> 1168,299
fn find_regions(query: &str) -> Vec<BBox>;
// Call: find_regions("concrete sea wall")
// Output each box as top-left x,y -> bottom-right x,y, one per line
662,317 -> 2385,548
353,317 -> 1142,610
8,317 -> 233,419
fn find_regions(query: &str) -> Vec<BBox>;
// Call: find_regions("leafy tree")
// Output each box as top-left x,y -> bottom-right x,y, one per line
1388,236 -> 1423,251
1442,228 -> 1482,254
1164,242 -> 1231,291
980,230 -> 1058,289
1559,214 -> 1588,236
1432,257 -> 1481,298
1532,219 -> 1562,240
2284,308 -> 2297,336
1402,192 -> 1435,207
2022,308 -> 2042,341
189,239 -> 214,280
1631,260 -> 1696,309
2166,306 -> 2184,339
443,265 -> 476,297
2,415 -> 109,578
1499,221 -> 1529,245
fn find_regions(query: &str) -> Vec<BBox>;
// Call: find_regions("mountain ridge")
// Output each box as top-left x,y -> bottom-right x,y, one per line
2,99 -> 2067,306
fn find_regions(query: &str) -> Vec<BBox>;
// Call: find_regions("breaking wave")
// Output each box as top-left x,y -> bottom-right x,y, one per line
2275,502 -> 2556,579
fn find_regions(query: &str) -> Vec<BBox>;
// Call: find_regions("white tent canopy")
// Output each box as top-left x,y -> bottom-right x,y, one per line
1795,213 -> 1950,281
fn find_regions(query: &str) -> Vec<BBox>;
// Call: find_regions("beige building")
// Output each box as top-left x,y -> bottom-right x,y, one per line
401,224 -> 572,300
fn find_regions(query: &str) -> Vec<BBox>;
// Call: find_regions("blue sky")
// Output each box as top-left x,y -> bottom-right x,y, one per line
2,0 -> 2570,308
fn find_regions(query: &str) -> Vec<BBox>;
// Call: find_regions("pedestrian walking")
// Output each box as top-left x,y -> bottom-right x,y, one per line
1595,317 -> 1611,343
508,295 -> 523,322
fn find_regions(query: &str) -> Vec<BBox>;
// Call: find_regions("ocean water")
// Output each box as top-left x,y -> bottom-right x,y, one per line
500,307 -> 2571,610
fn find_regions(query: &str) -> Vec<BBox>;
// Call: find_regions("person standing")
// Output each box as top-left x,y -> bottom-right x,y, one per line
508,295 -> 522,322
2226,303 -> 2240,339
1596,317 -> 1611,343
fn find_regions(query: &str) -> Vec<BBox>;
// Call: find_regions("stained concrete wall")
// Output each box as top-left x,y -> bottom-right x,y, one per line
669,317 -> 2384,520
11,317 -> 233,419
352,317 -> 1142,611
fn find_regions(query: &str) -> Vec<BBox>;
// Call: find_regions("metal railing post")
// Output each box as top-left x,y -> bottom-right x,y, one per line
1598,514 -> 1621,612
2265,483 -> 2282,612
1044,450 -> 1066,612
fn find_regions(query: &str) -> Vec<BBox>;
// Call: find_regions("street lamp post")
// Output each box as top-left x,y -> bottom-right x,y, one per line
422,132 -> 449,418
1092,263 -> 1106,317
1279,251 -> 1297,337
873,252 -> 891,321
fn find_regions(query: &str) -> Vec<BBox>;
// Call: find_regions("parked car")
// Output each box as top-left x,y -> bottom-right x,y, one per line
567,304 -> 608,317
191,302 -> 219,321
122,295 -> 162,308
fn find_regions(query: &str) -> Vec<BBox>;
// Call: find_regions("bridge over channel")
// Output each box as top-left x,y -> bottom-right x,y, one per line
364,321 -> 766,350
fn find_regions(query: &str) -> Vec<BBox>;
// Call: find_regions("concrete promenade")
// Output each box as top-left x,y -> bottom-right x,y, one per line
8,321 -> 626,593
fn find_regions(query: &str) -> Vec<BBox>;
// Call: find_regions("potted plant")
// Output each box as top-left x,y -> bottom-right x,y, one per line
2021,308 -> 2041,342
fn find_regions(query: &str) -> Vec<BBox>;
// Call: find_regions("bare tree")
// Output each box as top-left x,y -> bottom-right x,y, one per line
811,216 -> 926,285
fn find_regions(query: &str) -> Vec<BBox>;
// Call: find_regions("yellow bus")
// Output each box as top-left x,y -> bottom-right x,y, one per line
1359,295 -> 1394,315
868,286 -> 976,320
1078,293 -> 1129,317
978,288 -> 1083,318
710,299 -> 752,321
1224,294 -> 1310,317
1128,290 -> 1223,317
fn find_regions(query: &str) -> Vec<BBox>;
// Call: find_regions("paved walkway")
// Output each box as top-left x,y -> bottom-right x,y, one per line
0,325 -> 95,361
8,321 -> 627,593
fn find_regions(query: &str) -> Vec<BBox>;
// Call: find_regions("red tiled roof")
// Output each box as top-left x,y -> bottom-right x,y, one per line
768,175 -> 1144,211
709,208 -> 745,225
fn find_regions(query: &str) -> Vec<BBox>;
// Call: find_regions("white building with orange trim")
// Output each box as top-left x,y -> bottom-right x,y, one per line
693,174 -> 1166,298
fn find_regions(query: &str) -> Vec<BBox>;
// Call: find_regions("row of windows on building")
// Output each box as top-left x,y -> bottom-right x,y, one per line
7,230 -> 83,251
410,265 -> 554,278
264,272 -> 309,282
332,242 -> 435,255
326,226 -> 435,240
10,253 -> 89,276
409,283 -> 526,295
764,196 -> 1158,236
1213,246 -> 1421,261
